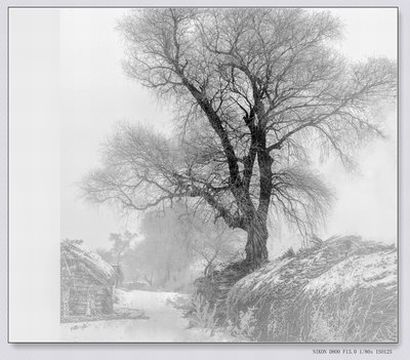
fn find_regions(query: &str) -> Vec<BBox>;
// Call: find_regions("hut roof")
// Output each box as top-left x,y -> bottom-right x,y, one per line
61,240 -> 116,286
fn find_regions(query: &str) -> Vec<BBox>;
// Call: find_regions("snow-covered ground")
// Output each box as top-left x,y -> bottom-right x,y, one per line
60,289 -> 232,342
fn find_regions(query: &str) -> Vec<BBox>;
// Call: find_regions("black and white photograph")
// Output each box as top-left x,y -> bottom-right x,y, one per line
7,5 -> 400,346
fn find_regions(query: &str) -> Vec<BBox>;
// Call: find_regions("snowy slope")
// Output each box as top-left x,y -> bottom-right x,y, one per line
226,236 -> 397,342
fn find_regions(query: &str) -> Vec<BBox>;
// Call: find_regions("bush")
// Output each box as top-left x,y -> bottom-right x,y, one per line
185,293 -> 218,336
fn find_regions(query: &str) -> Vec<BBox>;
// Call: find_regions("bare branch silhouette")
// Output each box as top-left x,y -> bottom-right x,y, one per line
83,8 -> 396,267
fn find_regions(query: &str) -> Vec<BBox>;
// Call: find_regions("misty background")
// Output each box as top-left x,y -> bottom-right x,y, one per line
60,8 -> 397,256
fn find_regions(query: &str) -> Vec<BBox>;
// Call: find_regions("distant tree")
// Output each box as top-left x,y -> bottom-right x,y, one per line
136,205 -> 195,288
97,231 -> 135,266
96,231 -> 137,287
108,231 -> 135,266
83,9 -> 396,268
132,203 -> 241,288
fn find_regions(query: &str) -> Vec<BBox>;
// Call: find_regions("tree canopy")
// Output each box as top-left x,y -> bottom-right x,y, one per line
83,8 -> 396,267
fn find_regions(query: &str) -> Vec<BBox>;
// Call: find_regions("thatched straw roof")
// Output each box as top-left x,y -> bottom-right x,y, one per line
61,240 -> 117,286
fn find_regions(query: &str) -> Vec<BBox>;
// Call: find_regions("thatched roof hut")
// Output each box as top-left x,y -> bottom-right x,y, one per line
61,240 -> 118,321
61,240 -> 117,285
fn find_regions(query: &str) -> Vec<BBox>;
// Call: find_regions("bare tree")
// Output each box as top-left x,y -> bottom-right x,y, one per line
83,9 -> 396,268
136,205 -> 197,288
108,231 -> 135,266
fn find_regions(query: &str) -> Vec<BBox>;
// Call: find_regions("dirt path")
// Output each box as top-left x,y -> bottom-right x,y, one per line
60,289 -> 230,342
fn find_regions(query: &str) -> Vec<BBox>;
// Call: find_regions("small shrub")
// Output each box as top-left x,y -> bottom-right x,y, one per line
186,293 -> 218,336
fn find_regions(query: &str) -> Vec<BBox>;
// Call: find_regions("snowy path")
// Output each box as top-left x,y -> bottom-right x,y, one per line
61,289 -> 231,342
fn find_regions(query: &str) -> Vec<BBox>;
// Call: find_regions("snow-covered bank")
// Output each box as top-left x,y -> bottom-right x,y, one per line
227,236 -> 397,342
61,289 -> 232,342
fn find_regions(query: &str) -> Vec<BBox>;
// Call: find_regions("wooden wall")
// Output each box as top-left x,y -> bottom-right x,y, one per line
61,260 -> 114,318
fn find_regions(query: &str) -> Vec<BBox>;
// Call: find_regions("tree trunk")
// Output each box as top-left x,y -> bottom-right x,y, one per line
243,126 -> 273,268
244,216 -> 269,268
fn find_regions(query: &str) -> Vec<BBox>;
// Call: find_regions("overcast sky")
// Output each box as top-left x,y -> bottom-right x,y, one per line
56,8 -> 397,252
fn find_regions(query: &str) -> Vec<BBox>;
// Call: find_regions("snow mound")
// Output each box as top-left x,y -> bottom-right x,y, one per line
304,249 -> 397,296
226,236 -> 397,342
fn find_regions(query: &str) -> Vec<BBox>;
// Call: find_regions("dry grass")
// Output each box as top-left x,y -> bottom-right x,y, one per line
185,293 -> 219,336
227,306 -> 258,341
299,285 -> 397,342
226,236 -> 397,342
193,260 -> 252,323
